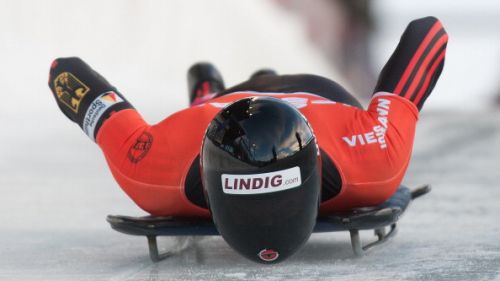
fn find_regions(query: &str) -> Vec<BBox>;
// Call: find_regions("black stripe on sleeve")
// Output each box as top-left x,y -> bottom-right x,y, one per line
374,17 -> 439,94
410,43 -> 447,104
399,29 -> 447,98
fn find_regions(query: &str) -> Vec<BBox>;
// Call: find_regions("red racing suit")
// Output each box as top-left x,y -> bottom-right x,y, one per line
48,17 -> 448,218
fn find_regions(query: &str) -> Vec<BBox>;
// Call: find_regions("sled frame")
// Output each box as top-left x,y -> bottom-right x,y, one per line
107,184 -> 430,262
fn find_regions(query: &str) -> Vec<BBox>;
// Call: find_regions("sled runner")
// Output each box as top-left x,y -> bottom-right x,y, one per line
106,184 -> 430,262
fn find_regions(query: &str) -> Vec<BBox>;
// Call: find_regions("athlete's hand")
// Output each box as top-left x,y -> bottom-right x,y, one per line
48,57 -> 117,123
373,16 -> 448,110
48,57 -> 133,141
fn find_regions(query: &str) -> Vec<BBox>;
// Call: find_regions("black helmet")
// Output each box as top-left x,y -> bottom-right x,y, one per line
201,96 -> 321,263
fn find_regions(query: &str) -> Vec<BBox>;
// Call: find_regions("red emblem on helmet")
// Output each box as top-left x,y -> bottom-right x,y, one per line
258,249 -> 279,262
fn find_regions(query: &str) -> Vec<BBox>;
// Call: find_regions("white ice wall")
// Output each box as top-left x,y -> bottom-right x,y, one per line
0,0 -> 339,125
1,0 -> 498,125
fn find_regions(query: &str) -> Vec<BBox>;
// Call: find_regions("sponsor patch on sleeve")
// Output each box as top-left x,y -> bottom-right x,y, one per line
221,167 -> 302,195
82,91 -> 124,141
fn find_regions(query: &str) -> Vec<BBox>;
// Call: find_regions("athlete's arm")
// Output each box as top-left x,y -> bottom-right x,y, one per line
48,57 -> 140,141
320,17 -> 448,209
48,58 -> 212,217
374,16 -> 448,110
48,57 -> 157,211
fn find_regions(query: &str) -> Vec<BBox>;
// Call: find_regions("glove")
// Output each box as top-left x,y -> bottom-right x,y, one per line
48,57 -> 133,141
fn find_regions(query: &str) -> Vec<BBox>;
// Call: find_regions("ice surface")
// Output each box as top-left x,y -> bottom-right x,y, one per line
3,112 -> 500,281
1,0 -> 500,280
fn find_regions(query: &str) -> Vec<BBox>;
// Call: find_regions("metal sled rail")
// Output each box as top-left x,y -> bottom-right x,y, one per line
107,184 -> 431,261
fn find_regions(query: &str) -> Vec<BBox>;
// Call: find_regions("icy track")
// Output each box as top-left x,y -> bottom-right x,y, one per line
1,111 -> 500,281
1,0 -> 500,280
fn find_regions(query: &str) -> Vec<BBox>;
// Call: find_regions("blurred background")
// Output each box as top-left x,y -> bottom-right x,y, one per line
1,0 -> 500,124
1,1 -> 500,280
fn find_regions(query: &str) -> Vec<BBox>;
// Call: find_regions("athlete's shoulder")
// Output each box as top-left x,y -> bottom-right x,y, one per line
208,91 -> 342,109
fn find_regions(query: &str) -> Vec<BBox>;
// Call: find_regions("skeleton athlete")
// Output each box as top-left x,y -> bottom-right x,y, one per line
49,17 -> 447,262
